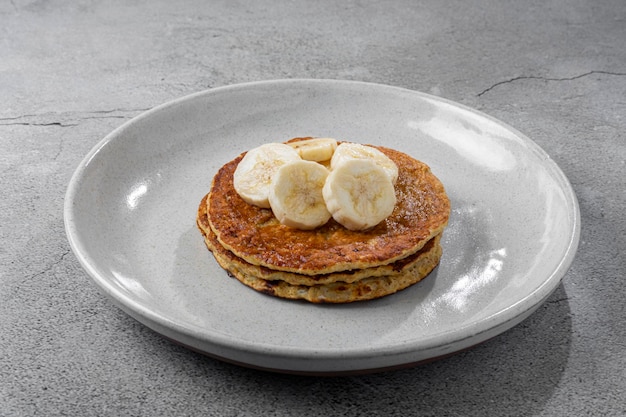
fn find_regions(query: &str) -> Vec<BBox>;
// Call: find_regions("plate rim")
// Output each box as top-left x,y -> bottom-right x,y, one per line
64,78 -> 581,371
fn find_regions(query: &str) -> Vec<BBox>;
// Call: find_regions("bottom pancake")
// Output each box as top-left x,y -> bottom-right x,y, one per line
197,194 -> 443,303
205,234 -> 441,303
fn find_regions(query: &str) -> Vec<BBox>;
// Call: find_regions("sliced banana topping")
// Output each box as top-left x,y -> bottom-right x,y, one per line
233,143 -> 301,208
331,142 -> 399,184
268,160 -> 331,230
322,159 -> 396,231
288,137 -> 338,162
232,140 -> 399,230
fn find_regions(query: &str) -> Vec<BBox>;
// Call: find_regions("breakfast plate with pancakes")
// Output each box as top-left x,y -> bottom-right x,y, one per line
65,79 -> 580,374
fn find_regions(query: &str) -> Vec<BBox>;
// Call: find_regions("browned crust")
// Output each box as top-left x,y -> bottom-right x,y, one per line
205,143 -> 450,275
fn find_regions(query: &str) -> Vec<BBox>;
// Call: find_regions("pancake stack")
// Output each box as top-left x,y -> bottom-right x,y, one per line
196,142 -> 450,303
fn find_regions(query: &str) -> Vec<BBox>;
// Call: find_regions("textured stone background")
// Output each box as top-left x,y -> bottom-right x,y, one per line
1,0 -> 625,416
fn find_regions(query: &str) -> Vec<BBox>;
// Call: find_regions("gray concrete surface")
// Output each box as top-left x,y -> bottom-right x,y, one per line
1,0 -> 625,415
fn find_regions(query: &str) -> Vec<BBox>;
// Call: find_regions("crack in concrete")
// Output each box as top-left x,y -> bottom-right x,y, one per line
0,121 -> 79,127
0,108 -> 150,127
477,70 -> 626,97
26,249 -> 71,281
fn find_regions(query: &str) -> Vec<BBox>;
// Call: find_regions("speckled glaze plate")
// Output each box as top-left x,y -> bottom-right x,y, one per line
64,79 -> 580,374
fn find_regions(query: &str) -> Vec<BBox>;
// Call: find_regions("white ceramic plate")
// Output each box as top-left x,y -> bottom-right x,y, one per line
64,79 -> 580,374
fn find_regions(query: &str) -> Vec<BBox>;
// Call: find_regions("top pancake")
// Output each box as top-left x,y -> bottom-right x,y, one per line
207,143 -> 450,275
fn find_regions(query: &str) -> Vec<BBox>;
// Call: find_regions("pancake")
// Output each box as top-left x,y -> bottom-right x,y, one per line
197,193 -> 441,286
212,241 -> 441,304
206,144 -> 450,275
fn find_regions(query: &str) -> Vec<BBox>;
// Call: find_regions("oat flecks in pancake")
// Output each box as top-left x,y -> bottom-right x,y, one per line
206,145 -> 450,275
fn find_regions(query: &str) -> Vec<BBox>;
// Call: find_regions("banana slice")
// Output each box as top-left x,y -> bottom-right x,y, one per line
268,160 -> 332,230
330,142 -> 399,184
288,137 -> 338,162
322,159 -> 396,231
233,143 -> 301,208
